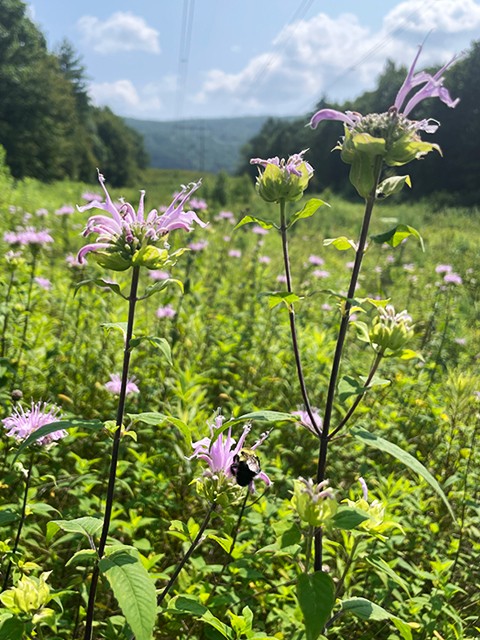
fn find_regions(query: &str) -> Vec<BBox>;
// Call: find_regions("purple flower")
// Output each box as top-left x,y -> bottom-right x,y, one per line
435,264 -> 452,274
250,149 -> 314,203
36,208 -> 49,217
308,255 -> 324,266
104,374 -> 140,396
82,191 -> 101,202
276,274 -> 287,284
251,149 -> 313,178
34,277 -> 52,291
252,225 -> 269,236
215,210 -> 235,221
189,415 -> 271,490
189,240 -> 208,252
312,269 -> 330,279
2,402 -> 66,445
189,197 -> 208,211
66,253 -> 84,269
292,408 -> 323,437
156,305 -> 176,319
310,45 -> 460,134
444,272 -> 462,285
55,205 -> 75,216
259,255 -> 271,264
149,270 -> 170,280
77,172 -> 206,267
228,249 -> 242,258
4,227 -> 54,247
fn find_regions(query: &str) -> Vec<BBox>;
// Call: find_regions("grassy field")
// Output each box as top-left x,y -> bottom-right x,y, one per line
0,166 -> 479,639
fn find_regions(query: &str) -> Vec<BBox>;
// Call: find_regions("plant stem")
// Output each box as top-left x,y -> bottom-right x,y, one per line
83,266 -> 140,640
279,199 -> 321,437
314,158 -> 383,572
0,269 -> 15,358
157,499 -> 217,607
1,452 -> 34,591
14,250 -> 38,385
329,351 -> 383,439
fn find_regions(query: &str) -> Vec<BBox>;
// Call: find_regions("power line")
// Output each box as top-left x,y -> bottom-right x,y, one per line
174,0 -> 196,120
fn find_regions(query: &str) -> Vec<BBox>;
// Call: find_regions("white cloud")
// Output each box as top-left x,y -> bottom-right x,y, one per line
193,0 -> 477,118
89,80 -> 163,117
77,11 -> 160,54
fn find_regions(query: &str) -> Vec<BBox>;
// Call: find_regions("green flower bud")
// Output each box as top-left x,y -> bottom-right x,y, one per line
291,477 -> 337,527
0,572 -> 51,615
250,150 -> 314,203
369,304 -> 414,354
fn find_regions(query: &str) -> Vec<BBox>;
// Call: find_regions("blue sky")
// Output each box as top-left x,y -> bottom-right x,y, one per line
29,0 -> 480,122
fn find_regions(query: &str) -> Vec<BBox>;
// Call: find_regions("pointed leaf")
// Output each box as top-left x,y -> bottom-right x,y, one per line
140,278 -> 183,300
0,617 -> 25,640
49,517 -> 104,542
323,236 -> 357,251
101,322 -> 128,339
341,596 -> 392,620
228,411 -> 296,426
234,215 -> 275,231
297,571 -> 335,640
376,175 -> 411,199
12,419 -> 103,461
351,428 -> 454,518
129,336 -> 172,365
100,548 -> 156,640
331,507 -> 369,530
75,278 -> 127,299
262,291 -> 302,309
288,198 -> 329,228
127,412 -> 191,448
371,224 -> 424,251
169,596 -> 234,639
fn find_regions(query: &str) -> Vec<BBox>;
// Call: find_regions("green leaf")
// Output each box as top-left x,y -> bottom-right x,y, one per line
75,278 -> 128,299
0,617 -> 25,640
66,549 -> 97,567
262,291 -> 302,310
140,278 -> 183,300
376,175 -> 411,199
12,419 -> 103,461
288,198 -> 329,228
168,596 -> 234,639
370,224 -> 424,251
323,236 -> 357,251
366,557 -> 411,597
331,507 -> 369,530
234,215 -> 275,231
127,413 -> 191,449
99,548 -> 156,640
129,336 -> 172,365
228,410 -> 296,426
351,428 -> 454,519
297,572 -> 335,640
101,322 -> 129,340
0,510 -> 19,526
49,516 -> 104,543
340,596 -> 412,638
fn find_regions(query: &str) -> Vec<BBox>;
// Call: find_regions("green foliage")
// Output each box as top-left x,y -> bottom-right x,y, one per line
0,171 -> 478,638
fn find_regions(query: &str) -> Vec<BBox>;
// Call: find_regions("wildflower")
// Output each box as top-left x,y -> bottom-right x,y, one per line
252,225 -> 269,236
308,255 -> 324,266
34,277 -> 52,291
4,228 -> 54,247
369,304 -> 414,354
312,269 -> 330,279
276,274 -> 287,284
2,402 -> 65,445
291,477 -> 337,527
250,149 -> 314,203
344,478 -> 401,537
292,408 -> 322,437
55,205 -> 75,216
259,255 -> 271,264
104,374 -> 140,396
156,305 -> 176,319
228,249 -> 242,258
77,171 -> 206,271
444,272 -> 462,285
321,303 -> 332,311
215,210 -> 235,221
189,415 -> 271,490
66,253 -> 84,268
189,197 -> 208,211
435,264 -> 452,274
189,240 -> 208,252
0,572 -> 52,616
149,269 -> 170,280
82,191 -> 101,202
309,45 -> 460,196
35,208 -> 49,217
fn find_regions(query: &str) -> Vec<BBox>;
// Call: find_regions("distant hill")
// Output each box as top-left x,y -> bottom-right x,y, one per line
124,116 -> 272,174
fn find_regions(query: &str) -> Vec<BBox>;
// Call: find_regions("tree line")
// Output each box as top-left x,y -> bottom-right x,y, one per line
239,41 -> 480,205
0,0 -> 148,186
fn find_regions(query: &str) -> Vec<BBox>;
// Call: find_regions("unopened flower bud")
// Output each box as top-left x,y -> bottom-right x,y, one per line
291,477 -> 337,527
250,150 -> 314,203
369,304 -> 414,354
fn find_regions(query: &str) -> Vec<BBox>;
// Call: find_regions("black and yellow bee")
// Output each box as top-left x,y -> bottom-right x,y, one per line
230,449 -> 261,487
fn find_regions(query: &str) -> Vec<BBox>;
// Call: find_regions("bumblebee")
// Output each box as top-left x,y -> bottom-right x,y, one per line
230,449 -> 261,487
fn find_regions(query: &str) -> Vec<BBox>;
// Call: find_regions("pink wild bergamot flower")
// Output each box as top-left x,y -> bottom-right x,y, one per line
2,402 -> 66,445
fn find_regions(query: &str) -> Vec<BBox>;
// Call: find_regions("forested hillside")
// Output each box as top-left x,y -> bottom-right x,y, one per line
0,0 -> 147,186
125,116 -> 272,174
